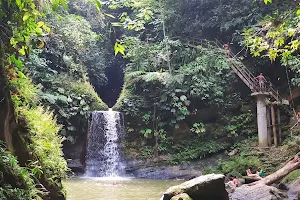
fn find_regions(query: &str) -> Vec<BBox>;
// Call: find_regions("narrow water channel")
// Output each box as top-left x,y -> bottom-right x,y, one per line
65,177 -> 183,200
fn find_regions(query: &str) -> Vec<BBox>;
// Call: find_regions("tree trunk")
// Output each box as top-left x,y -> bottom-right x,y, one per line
253,155 -> 300,186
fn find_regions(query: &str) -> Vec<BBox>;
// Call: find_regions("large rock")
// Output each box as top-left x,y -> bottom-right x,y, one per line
230,184 -> 287,200
162,174 -> 228,200
125,154 -> 225,180
287,180 -> 300,200
170,193 -> 193,200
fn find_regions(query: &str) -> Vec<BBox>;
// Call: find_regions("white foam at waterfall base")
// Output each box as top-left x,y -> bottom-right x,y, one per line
85,109 -> 124,177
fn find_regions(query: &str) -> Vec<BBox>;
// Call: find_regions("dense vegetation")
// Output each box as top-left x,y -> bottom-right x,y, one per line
110,0 -> 299,161
0,142 -> 39,200
0,0 -> 300,198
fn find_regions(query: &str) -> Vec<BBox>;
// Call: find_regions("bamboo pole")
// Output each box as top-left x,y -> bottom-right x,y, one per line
271,105 -> 278,147
266,106 -> 272,146
277,107 -> 282,145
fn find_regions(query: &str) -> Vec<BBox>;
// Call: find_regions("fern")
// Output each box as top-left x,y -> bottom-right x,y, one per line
125,71 -> 146,79
141,72 -> 160,82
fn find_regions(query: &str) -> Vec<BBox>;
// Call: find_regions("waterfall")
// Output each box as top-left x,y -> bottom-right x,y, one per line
85,109 -> 124,177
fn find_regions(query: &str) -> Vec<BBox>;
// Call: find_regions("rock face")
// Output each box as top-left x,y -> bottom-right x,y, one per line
67,159 -> 84,174
229,184 -> 287,200
162,174 -> 229,200
125,154 -> 225,180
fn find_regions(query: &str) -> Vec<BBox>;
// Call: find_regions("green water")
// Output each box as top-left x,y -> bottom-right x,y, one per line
65,177 -> 183,200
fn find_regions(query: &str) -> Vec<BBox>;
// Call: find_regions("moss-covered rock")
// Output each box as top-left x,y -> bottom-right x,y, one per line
170,193 -> 193,200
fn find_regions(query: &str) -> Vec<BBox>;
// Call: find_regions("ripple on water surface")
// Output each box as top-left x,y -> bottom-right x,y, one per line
65,177 -> 183,200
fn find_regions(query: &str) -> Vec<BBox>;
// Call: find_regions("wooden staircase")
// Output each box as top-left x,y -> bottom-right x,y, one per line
214,39 -> 290,105
185,38 -> 294,146
185,38 -> 289,106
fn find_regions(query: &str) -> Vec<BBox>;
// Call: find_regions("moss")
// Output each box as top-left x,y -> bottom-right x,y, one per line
72,81 -> 108,111
281,170 -> 300,184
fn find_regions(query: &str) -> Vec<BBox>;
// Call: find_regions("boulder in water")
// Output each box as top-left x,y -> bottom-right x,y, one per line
229,184 -> 287,200
170,193 -> 193,200
162,174 -> 228,200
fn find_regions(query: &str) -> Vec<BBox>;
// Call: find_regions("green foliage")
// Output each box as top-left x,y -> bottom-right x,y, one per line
114,41 -> 125,55
223,111 -> 254,137
107,0 -> 159,31
205,156 -> 262,178
40,76 -> 108,142
0,142 -> 40,200
167,139 -> 230,164
115,44 -> 240,145
0,0 -> 70,199
20,106 -> 68,190
281,169 -> 300,184
113,34 -> 256,160
44,13 -> 109,88
243,3 -> 300,64
0,0 -> 67,60
139,146 -> 155,159
23,14 -> 109,142
264,0 -> 272,4
190,123 -> 205,135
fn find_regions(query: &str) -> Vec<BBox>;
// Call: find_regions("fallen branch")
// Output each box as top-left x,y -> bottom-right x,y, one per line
252,153 -> 300,186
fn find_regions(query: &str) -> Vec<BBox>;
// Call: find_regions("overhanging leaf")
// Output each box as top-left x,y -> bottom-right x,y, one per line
23,13 -> 30,21
104,13 -> 115,19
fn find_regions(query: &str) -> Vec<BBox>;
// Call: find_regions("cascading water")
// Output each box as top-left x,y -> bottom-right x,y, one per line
85,109 -> 124,177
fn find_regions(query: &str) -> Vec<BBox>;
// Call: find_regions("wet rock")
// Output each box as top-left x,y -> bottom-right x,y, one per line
128,164 -> 201,180
225,183 -> 236,194
125,154 -> 225,180
287,180 -> 300,200
230,184 -> 287,200
162,174 -> 228,200
170,193 -> 193,200
67,159 -> 84,174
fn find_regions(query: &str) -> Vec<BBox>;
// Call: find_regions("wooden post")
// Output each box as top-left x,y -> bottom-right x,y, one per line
277,107 -> 282,145
271,105 -> 278,147
267,106 -> 272,146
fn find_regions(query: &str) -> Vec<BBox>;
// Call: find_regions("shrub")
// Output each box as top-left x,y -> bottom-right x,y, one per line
205,156 -> 262,178
167,140 -> 230,164
0,142 -> 40,200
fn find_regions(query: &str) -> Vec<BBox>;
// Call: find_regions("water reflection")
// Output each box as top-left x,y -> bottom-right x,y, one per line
66,178 -> 183,200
